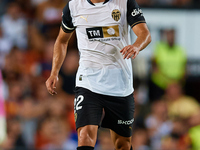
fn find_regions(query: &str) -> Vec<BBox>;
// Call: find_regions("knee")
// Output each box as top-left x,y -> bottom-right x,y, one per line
78,131 -> 94,145
78,125 -> 98,147
114,137 -> 131,150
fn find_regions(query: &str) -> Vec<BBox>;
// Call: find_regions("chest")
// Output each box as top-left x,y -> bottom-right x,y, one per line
71,2 -> 127,27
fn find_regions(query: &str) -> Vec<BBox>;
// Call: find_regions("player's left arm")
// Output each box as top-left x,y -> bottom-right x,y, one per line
121,23 -> 151,59
120,0 -> 151,59
46,1 -> 75,95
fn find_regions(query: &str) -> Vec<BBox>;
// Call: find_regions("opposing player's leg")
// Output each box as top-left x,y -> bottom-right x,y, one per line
110,130 -> 132,150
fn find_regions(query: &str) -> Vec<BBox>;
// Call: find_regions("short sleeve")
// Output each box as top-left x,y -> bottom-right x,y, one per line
127,0 -> 146,28
61,2 -> 75,33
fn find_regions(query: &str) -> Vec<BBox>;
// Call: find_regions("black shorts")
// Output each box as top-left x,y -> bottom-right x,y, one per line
74,87 -> 135,137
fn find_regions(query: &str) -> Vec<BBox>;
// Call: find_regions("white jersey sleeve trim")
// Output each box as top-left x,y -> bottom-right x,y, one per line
62,21 -> 74,30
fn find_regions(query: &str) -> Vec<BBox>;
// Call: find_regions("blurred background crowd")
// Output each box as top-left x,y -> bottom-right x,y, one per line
0,0 -> 200,150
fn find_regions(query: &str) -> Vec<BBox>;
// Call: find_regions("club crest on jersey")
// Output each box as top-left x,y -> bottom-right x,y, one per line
112,9 -> 121,21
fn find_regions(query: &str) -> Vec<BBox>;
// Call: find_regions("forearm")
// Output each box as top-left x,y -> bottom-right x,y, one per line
50,28 -> 73,76
133,30 -> 151,51
51,40 -> 68,76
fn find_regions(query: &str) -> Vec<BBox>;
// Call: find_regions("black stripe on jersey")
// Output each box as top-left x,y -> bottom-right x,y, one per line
87,0 -> 95,6
62,2 -> 75,33
87,0 -> 110,6
127,0 -> 146,28
103,0 -> 110,4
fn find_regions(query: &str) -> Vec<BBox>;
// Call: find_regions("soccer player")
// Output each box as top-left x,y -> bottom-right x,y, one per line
46,0 -> 151,149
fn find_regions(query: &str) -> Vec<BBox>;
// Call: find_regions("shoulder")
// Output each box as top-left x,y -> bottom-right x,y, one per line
67,0 -> 81,7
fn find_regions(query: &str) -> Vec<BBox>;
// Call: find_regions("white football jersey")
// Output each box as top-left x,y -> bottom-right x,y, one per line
62,0 -> 145,96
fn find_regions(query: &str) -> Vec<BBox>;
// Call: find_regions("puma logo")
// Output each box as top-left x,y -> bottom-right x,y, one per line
80,16 -> 88,22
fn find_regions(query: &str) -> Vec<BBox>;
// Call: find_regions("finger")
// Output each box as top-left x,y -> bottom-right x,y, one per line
123,46 -> 132,55
48,89 -> 57,95
46,80 -> 54,95
47,83 -> 54,93
45,80 -> 49,89
48,89 -> 53,95
121,47 -> 130,55
52,79 -> 57,89
51,88 -> 57,95
123,48 -> 134,59
120,45 -> 131,54
127,50 -> 137,59
120,47 -> 125,53
46,84 -> 51,93
126,51 -> 134,59
131,51 -> 139,59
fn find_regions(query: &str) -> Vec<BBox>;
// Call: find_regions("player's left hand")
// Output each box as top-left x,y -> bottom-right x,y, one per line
120,45 -> 140,59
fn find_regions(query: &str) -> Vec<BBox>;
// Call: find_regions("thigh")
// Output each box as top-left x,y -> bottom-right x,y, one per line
74,87 -> 103,130
101,93 -> 135,137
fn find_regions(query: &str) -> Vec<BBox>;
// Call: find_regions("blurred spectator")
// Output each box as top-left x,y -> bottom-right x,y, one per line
160,82 -> 199,150
40,40 -> 54,78
171,119 -> 191,149
149,29 -> 187,101
188,111 -> 200,150
137,0 -> 153,7
28,24 -> 46,52
36,0 -> 66,38
36,0 -> 65,24
0,2 -> 28,50
5,81 -> 23,117
174,0 -> 193,7
163,82 -> 200,120
60,50 -> 79,95
96,129 -> 114,150
30,0 -> 47,7
151,0 -> 175,6
1,117 -> 28,150
0,0 -> 11,16
132,128 -> 150,150
145,100 -> 173,150
160,133 -> 180,150
35,117 -> 77,150
138,0 -> 193,7
133,89 -> 150,129
0,71 -> 6,144
19,96 -> 45,148
0,26 -> 12,69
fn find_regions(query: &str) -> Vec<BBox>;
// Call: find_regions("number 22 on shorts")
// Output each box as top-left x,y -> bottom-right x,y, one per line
74,95 -> 84,112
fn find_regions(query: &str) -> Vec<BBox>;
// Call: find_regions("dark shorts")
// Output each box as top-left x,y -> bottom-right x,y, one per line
74,87 -> 135,137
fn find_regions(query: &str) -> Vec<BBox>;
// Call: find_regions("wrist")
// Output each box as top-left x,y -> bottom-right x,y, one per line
50,72 -> 59,77
132,44 -> 141,51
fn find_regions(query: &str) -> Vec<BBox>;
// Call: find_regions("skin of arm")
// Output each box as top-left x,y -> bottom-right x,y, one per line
120,23 -> 151,59
46,28 -> 74,95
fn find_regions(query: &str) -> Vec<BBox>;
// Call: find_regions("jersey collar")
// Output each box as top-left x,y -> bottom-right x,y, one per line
87,0 -> 110,6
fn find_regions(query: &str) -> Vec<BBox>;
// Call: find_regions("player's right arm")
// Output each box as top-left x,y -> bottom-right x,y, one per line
46,29 -> 74,95
46,2 -> 75,95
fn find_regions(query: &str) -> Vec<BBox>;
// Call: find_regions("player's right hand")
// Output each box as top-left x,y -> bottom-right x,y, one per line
45,75 -> 59,95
